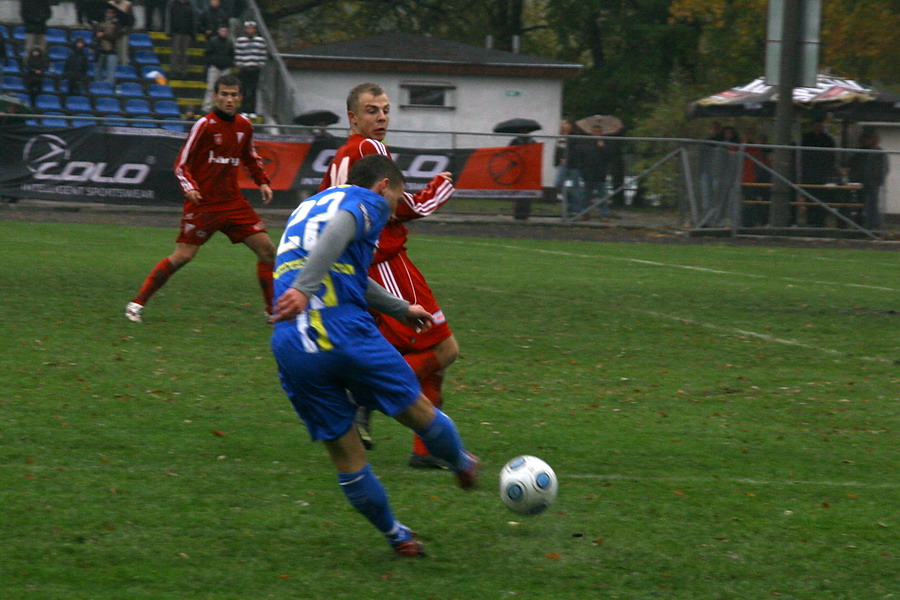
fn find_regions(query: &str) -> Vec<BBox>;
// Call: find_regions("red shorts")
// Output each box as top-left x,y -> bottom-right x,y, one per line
370,252 -> 452,354
176,204 -> 267,246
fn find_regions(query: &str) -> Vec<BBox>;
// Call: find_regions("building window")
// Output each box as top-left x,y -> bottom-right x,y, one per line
400,83 -> 455,109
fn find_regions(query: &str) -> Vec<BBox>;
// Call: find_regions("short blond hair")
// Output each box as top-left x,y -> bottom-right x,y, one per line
347,82 -> 385,113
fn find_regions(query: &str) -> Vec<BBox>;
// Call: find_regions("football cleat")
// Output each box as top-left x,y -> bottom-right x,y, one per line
125,302 -> 144,323
454,451 -> 481,490
408,453 -> 451,470
392,539 -> 426,557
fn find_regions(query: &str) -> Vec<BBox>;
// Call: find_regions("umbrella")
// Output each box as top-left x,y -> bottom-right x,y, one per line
493,118 -> 542,134
689,74 -> 900,121
293,109 -> 340,126
575,114 -> 624,135
82,0 -> 127,24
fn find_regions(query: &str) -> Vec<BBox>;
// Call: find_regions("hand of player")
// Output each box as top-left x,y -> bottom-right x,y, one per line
402,304 -> 434,332
437,171 -> 453,184
268,288 -> 309,323
260,184 -> 273,205
185,189 -> 202,204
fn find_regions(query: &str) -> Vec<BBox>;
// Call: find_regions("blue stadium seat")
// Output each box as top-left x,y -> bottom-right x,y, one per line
2,75 -> 26,92
47,45 -> 71,61
133,50 -> 160,66
104,119 -> 127,127
35,94 -> 63,111
89,80 -> 115,96
46,29 -> 68,45
72,30 -> 93,45
114,64 -> 138,81
12,26 -> 25,42
161,118 -> 188,133
71,113 -> 97,127
94,96 -> 122,114
128,32 -> 153,49
11,92 -> 29,106
40,79 -> 56,93
41,112 -> 68,128
65,95 -> 92,112
47,61 -> 65,77
117,81 -> 144,97
57,79 -> 70,94
124,98 -> 152,116
2,58 -> 20,74
0,25 -> 8,40
154,100 -> 181,117
147,83 -> 174,99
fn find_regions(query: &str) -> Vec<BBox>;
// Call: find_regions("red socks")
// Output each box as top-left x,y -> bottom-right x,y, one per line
132,257 -> 178,305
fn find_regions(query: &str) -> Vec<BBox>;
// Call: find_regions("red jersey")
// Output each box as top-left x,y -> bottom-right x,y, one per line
318,133 -> 454,264
174,110 -> 269,212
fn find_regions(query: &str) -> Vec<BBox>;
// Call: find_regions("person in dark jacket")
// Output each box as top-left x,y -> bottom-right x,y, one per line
23,46 -> 49,106
20,0 -> 52,54
848,129 -> 889,230
201,26 -> 234,112
198,0 -> 230,38
63,38 -> 92,96
166,0 -> 196,79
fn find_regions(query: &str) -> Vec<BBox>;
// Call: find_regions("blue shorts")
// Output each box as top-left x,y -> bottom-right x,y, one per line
271,308 -> 421,441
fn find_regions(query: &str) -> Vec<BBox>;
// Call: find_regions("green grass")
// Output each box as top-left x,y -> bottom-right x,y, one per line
1,221 -> 898,599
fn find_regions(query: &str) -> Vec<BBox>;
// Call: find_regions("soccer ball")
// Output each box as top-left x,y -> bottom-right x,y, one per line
499,455 -> 558,515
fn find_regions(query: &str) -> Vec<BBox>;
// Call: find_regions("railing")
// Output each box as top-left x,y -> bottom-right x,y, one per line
243,0 -> 301,126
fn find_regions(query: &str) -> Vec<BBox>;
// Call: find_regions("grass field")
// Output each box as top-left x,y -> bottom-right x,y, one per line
1,220 -> 897,600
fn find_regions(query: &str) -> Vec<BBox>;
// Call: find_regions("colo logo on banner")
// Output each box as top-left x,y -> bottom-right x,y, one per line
23,133 -> 151,184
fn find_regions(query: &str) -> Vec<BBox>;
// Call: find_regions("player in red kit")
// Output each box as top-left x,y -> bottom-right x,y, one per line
319,83 -> 459,468
125,74 -> 276,323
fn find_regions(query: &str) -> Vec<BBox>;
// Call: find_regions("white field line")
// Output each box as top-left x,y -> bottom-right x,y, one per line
564,473 -> 900,489
434,238 -> 899,292
435,239 -> 895,363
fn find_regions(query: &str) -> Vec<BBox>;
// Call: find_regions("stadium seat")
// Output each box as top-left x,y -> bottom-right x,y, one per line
11,92 -> 29,106
72,30 -> 93,45
89,80 -> 115,96
133,50 -> 160,66
128,32 -> 154,49
2,75 -> 26,92
105,119 -> 127,127
47,45 -> 71,61
147,83 -> 174,99
71,113 -> 97,127
65,95 -> 93,112
12,26 -> 25,42
47,61 -> 65,77
35,93 -> 63,111
46,29 -> 68,45
124,98 -> 152,117
117,81 -> 144,97
94,96 -> 122,114
161,118 -> 188,133
40,79 -> 56,93
25,118 -> 39,126
154,100 -> 181,117
41,112 -> 68,128
114,64 -> 139,81
2,58 -> 19,74
0,25 -> 8,40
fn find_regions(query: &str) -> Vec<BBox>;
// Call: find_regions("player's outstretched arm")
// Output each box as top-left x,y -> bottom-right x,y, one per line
259,183 -> 273,205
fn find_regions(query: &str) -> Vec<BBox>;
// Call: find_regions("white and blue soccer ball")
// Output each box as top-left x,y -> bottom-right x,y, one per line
499,455 -> 558,516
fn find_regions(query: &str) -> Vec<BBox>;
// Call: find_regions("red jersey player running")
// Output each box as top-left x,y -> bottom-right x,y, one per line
125,74 -> 276,323
319,82 -> 458,468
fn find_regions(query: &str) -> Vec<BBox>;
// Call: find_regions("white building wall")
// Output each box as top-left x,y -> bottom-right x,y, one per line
288,69 -> 563,186
870,124 -> 900,217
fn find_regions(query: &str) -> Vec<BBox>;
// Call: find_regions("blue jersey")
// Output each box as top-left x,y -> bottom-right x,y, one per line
273,185 -> 390,312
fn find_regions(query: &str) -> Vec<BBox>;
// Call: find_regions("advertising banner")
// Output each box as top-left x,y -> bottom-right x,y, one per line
0,125 -> 543,204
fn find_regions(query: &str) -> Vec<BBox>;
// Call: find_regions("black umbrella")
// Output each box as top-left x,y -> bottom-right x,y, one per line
82,1 -> 127,24
293,109 -> 340,127
493,118 -> 542,134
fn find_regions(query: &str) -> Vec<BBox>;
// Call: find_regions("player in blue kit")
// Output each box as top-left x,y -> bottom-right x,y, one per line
269,154 -> 480,557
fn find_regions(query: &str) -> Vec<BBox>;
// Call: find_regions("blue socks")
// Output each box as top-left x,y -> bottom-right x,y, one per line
414,408 -> 466,471
338,464 -> 411,546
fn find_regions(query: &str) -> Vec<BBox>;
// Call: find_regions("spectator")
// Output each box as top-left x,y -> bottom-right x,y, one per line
606,131 -> 626,207
108,0 -> 135,65
74,0 -> 89,25
553,119 -> 584,211
182,106 -> 198,121
707,120 -> 725,142
234,20 -> 266,115
166,0 -> 196,79
201,26 -> 234,112
144,0 -> 168,31
93,8 -> 121,85
23,47 -> 49,107
800,118 -> 838,226
21,0 -> 52,55
199,0 -> 230,39
63,37 -> 92,96
581,123 -> 610,219
847,129 -> 889,230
